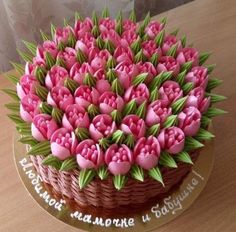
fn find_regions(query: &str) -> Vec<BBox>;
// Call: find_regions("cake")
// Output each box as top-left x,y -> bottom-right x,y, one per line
5,8 -> 226,212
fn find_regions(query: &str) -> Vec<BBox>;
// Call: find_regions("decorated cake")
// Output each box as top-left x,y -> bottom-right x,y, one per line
5,9 -> 226,211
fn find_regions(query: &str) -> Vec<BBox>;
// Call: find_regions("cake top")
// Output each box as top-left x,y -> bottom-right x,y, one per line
5,9 -> 226,190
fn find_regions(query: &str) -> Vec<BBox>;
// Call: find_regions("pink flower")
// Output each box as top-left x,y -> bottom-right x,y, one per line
113,45 -> 133,64
47,86 -> 74,111
124,83 -> 149,105
74,17 -> 93,38
145,21 -> 164,39
136,62 -> 157,83
76,139 -> 104,169
159,81 -> 183,106
90,56 -> 106,71
99,18 -> 115,32
105,144 -> 133,175
89,114 -> 116,141
93,69 -> 111,94
69,62 -> 81,78
177,47 -> 199,66
74,85 -> 99,108
72,63 -> 94,85
121,115 -> 146,139
134,136 -> 160,170
158,127 -> 185,154
157,56 -> 180,77
36,41 -> 58,59
121,30 -> 138,45
31,114 -> 58,141
145,100 -> 172,127
142,40 -> 162,58
17,74 -> 38,99
162,35 -> 182,55
178,107 -> 201,136
57,47 -> 77,70
54,26 -> 74,44
122,19 -> 137,31
99,91 -> 124,114
25,57 -> 46,75
20,94 -> 41,122
45,65 -> 69,90
51,128 -> 78,160
185,66 -> 209,89
62,104 -> 90,130
100,29 -> 121,47
88,48 -> 111,63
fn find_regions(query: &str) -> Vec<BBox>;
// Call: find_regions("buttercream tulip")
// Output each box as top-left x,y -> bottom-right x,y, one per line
178,106 -> 201,136
62,104 -> 90,130
25,57 -> 46,75
121,30 -> 138,45
121,115 -> 146,139
36,41 -> 58,59
57,47 -> 77,70
176,47 -> 199,67
142,40 -> 162,59
74,85 -> 99,108
45,65 -> 69,89
69,62 -> 81,79
51,128 -> 78,160
101,29 -> 121,47
88,48 -> 111,63
74,17 -> 93,38
47,86 -> 74,111
124,83 -> 149,105
17,74 -> 38,99
185,66 -> 209,89
136,62 -> 157,83
90,56 -> 106,71
162,35 -> 182,55
157,56 -> 180,77
75,32 -> 95,55
20,94 -> 41,122
31,114 -> 58,141
89,114 -> 116,141
145,21 -> 164,39
122,19 -> 137,31
159,81 -> 183,106
99,91 -> 124,114
93,69 -> 111,94
158,127 -> 185,154
134,136 -> 161,170
76,139 -> 104,169
105,144 -> 133,175
145,100 -> 172,127
113,45 -> 133,64
72,63 -> 94,84
99,18 -> 115,32
54,26 -> 74,44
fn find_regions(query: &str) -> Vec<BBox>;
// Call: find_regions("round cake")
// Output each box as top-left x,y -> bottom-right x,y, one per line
5,9 -> 225,212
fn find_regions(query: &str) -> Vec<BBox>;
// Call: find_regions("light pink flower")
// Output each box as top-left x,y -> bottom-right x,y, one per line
69,62 -> 81,79
45,65 -> 69,90
31,114 -> 58,141
62,104 -> 90,130
158,127 -> 185,154
51,128 -> 78,160
90,56 -> 106,71
99,18 -> 115,32
74,17 -> 93,38
136,62 -> 157,83
145,100 -> 172,127
145,21 -> 164,39
54,26 -> 74,44
162,35 -> 182,55
20,94 -> 41,122
74,85 -> 99,108
121,30 -> 138,45
159,81 -> 183,106
122,19 -> 137,31
47,86 -> 74,111
142,40 -> 162,59
134,136 -> 161,170
185,66 -> 209,89
36,41 -> 58,59
177,47 -> 199,67
157,56 -> 180,77
89,114 -> 116,141
121,115 -> 146,139
178,106 -> 201,136
88,48 -> 111,63
25,57 -> 46,75
124,83 -> 149,105
105,144 -> 133,175
76,139 -> 104,169
99,91 -> 124,114
17,74 -> 38,99
93,69 -> 111,94
75,32 -> 95,55
100,29 -> 121,47
57,47 -> 77,70
113,45 -> 133,64
72,63 -> 94,84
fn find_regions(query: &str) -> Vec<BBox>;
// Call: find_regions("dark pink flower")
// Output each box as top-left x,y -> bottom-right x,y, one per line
113,45 -> 133,64
122,19 -> 137,31
145,21 -> 164,39
88,48 -> 111,63
162,35 -> 182,55
99,18 -> 115,32
69,62 -> 81,79
157,56 -> 180,77
177,47 -> 199,66
54,26 -> 74,44
57,47 -> 77,70
142,40 -> 162,58
74,17 -> 93,38
75,32 -> 95,56
36,41 -> 58,59
121,30 -> 138,45
136,62 -> 157,83
100,29 -> 121,47
25,57 -> 46,75
72,63 -> 94,84
93,68 -> 111,94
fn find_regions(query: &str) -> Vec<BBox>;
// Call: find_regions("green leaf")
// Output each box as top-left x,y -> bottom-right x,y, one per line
57,42 -> 66,51
115,18 -> 123,35
130,38 -> 141,54
50,23 -> 56,39
185,137 -> 204,151
42,154 -> 62,170
63,18 -> 69,27
134,49 -> 146,63
136,101 -> 147,119
64,78 -> 79,93
182,82 -> 194,94
16,123 -> 31,135
181,35 -> 187,47
149,71 -> 172,91
122,99 -> 137,116
194,128 -> 215,141
102,7 -> 110,18
2,89 -> 19,101
75,11 -> 83,21
150,53 -> 159,66
5,102 -> 20,112
171,96 -> 188,114
96,37 -> 105,50
67,33 -> 76,48
160,17 -> 167,25
206,78 -> 222,92
76,49 -> 87,64
10,62 -> 24,75
175,151 -> 193,164
51,108 -> 63,124
204,107 -> 227,118
35,66 -> 46,85
40,102 -> 53,115
141,12 -> 151,29
92,11 -> 98,25
97,166 -> 109,180
154,30 -> 165,47
205,93 -> 226,103
132,73 -> 148,86
75,127 -> 90,141
17,49 -> 34,62
35,85 -> 48,101
181,61 -> 193,72
200,116 -> 211,128
56,57 -> 67,69
163,115 -> 178,128
124,134 -> 135,148
60,157 -> 78,171
199,52 -> 211,65
146,124 -> 160,136
45,52 -> 56,69
18,136 -> 38,146
159,152 -> 177,168
22,40 -> 37,55
149,87 -> 159,102
8,114 -> 24,124
206,64 -> 216,74
130,165 -> 144,182
83,73 -> 96,87
113,174 -> 128,191
5,73 -> 19,85
87,104 -> 99,117
99,137 -> 111,150
111,109 -> 122,123
106,69 -> 117,83
27,141 -> 51,156
40,30 -> 51,41
167,43 -> 178,57
112,130 -> 124,144
176,70 -> 187,86
111,78 -> 124,96
148,167 -> 164,186
170,28 -> 179,36
104,40 -> 115,54
106,57 -> 116,69
92,25 -> 100,38
79,169 -> 96,189
129,9 -> 136,22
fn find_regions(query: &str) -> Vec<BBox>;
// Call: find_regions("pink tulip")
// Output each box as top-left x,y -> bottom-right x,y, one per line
121,115 -> 146,139
54,26 -> 75,44
142,40 -> 162,59
101,29 -> 121,47
134,136 -> 161,170
99,91 -> 124,114
90,56 -> 106,71
76,139 -> 104,169
93,69 -> 111,94
74,17 -> 93,38
88,48 -> 111,63
99,18 -> 115,32
62,104 -> 90,130
145,100 -> 172,127
72,63 -> 94,84
145,21 -> 164,39
124,83 -> 149,105
176,47 -> 199,67
122,19 -> 137,31
157,56 -> 180,77
136,62 -> 157,83
47,86 -> 74,111
158,126 -> 185,154
20,94 -> 41,122
69,62 -> 81,79
57,47 -> 77,70
51,128 -> 78,160
17,74 -> 38,99
162,35 -> 182,55
36,40 -> 58,59
159,81 -> 183,106
185,66 -> 209,89
45,65 -> 69,90
105,144 -> 133,175
89,114 -> 116,141
25,57 -> 46,75
178,106 -> 201,136
74,85 -> 99,108
113,45 -> 133,64
75,32 -> 95,56
121,30 -> 138,45
31,114 -> 58,141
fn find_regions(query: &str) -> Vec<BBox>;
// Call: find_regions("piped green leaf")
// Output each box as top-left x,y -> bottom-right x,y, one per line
64,78 -> 79,93
171,96 -> 188,114
154,30 -> 165,47
122,99 -> 137,116
130,165 -> 144,182
104,40 -> 115,54
18,136 -> 38,146
17,49 -> 34,62
106,56 -> 116,69
182,82 -> 194,94
99,137 -> 111,150
56,57 -> 66,69
79,169 -> 96,189
76,49 -> 87,64
200,115 -> 211,128
194,128 -> 214,141
35,85 -> 48,101
130,38 -> 141,54
181,61 -> 192,72
206,64 -> 216,74
97,166 -> 109,180
136,101 -> 147,119
181,35 -> 187,47
92,11 -> 98,25
22,40 -> 37,55
10,62 -> 24,75
42,154 -> 62,170
146,124 -> 160,136
60,157 -> 78,171
113,174 -> 128,191
88,104 -> 100,118
204,107 -> 227,118
129,9 -> 136,22
148,167 -> 164,186
206,78 -> 222,92
134,49 -> 146,63
27,141 -> 51,156
40,102 -> 53,115
40,30 -> 51,41
111,78 -> 124,96
111,109 -> 122,123
112,130 -> 124,144
45,52 -> 56,69
106,68 -> 117,83
150,53 -> 159,66
8,114 -> 24,124
67,33 -> 76,48
102,7 -> 110,18
132,73 -> 148,86
75,11 -> 83,21
159,152 -> 177,168
185,137 -> 204,151
199,52 -> 211,65
163,115 -> 178,128
206,93 -> 226,103
96,36 -> 105,50
51,108 -> 63,124
35,66 -> 46,85
176,70 -> 187,86
83,73 -> 96,87
166,43 -> 178,57
75,127 -> 90,141
5,73 -> 19,85
50,23 -> 56,38
170,28 -> 179,36
2,89 -> 19,101
5,102 -> 20,112
149,87 -> 159,102
175,151 -> 193,164
124,134 -> 135,148
92,25 -> 100,38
